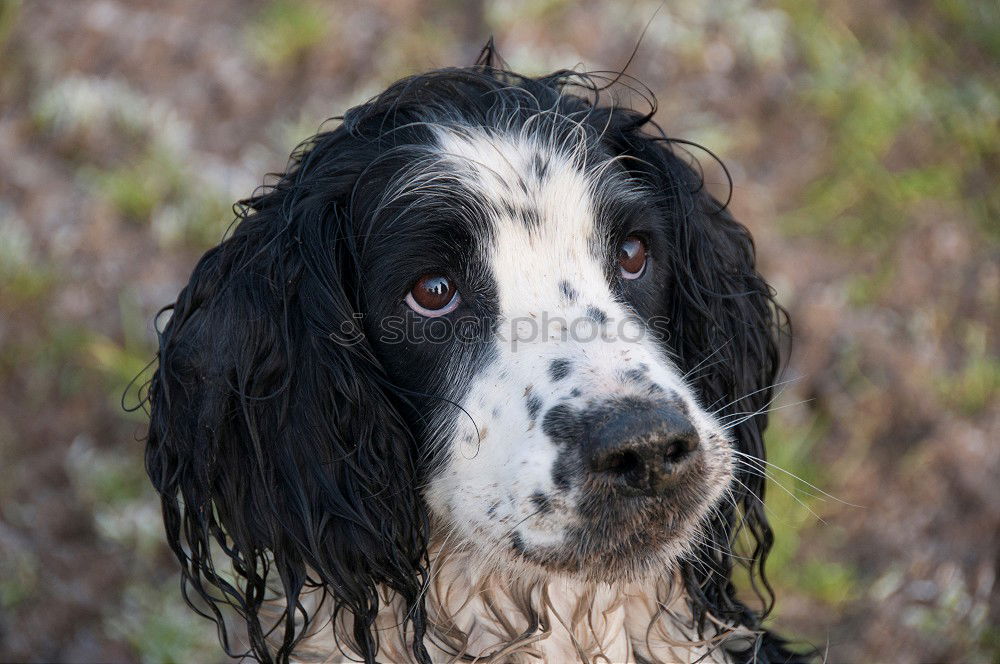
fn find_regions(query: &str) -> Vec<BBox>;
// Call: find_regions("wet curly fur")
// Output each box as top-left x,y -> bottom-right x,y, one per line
143,43 -> 811,663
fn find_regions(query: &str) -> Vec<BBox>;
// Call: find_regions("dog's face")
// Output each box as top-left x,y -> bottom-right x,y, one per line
146,61 -> 783,662
359,127 -> 733,579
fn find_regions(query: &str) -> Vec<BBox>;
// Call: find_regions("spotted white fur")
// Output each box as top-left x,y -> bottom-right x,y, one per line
423,127 -> 734,578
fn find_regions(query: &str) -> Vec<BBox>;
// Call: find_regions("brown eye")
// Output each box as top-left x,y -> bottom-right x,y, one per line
618,235 -> 648,279
405,274 -> 460,316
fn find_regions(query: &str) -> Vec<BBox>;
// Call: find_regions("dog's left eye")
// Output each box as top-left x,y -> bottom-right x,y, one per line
619,235 -> 648,279
405,274 -> 461,316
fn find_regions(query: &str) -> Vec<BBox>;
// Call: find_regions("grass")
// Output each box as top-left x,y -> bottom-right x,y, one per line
743,408 -> 860,618
745,4 -> 998,655
777,1 -> 999,248
32,73 -> 229,250
936,321 -> 1000,415
106,581 -> 223,664
0,0 -> 20,50
86,290 -> 158,417
246,0 -> 328,69
91,155 -> 181,223
0,211 -> 53,305
87,148 -> 231,249
0,542 -> 38,611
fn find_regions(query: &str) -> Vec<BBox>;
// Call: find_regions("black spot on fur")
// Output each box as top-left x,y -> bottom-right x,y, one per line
529,491 -> 552,515
569,388 -> 582,398
511,531 -> 527,554
520,205 -> 541,229
526,392 -> 542,421
622,368 -> 647,384
558,280 -> 578,303
542,403 -> 583,446
586,306 -> 608,324
500,200 -> 518,220
559,279 -> 579,304
497,199 -> 540,229
552,457 -> 573,491
532,153 -> 549,180
548,358 -> 572,382
487,501 -> 499,518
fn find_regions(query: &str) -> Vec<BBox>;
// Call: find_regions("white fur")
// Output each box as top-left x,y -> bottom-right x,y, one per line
424,127 -> 733,567
295,547 -> 742,663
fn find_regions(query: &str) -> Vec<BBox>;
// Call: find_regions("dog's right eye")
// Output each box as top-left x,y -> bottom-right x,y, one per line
405,274 -> 461,316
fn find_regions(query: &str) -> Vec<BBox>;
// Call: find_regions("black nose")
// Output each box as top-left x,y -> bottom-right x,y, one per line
584,402 -> 699,495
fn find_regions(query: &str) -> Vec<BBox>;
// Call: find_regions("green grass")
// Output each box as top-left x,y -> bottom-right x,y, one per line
777,1 -> 999,248
756,409 -> 860,615
935,321 -> 1000,415
92,158 -> 176,223
0,212 -> 53,304
0,0 -> 20,50
85,290 -> 159,422
749,4 -> 997,652
0,543 -> 38,610
246,0 -> 328,69
87,148 -> 230,249
106,582 -> 223,664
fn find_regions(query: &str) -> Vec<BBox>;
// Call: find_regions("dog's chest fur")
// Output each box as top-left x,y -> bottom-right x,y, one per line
296,548 -> 733,663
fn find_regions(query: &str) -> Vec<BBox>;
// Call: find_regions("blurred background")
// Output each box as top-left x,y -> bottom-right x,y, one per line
0,0 -> 996,662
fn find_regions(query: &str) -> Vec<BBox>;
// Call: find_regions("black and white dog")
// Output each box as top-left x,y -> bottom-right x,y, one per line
145,45 -> 807,663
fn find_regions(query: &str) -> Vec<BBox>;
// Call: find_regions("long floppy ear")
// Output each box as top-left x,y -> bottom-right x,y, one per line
145,129 -> 431,663
622,127 -> 788,632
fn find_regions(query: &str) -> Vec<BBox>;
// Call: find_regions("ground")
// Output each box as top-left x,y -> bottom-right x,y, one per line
0,1 -> 996,662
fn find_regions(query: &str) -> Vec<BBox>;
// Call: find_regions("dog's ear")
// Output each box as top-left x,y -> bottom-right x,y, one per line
619,127 -> 787,630
145,129 -> 430,664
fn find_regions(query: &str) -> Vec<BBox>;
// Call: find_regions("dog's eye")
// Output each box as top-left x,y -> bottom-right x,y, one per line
618,235 -> 648,279
406,274 -> 461,316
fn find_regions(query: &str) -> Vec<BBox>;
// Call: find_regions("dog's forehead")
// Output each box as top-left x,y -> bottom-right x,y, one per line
434,127 -> 611,313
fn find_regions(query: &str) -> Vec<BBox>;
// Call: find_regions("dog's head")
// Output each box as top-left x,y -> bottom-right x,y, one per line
146,48 -> 784,662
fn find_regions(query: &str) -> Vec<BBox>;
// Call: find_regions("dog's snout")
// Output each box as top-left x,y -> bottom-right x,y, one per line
585,403 -> 699,495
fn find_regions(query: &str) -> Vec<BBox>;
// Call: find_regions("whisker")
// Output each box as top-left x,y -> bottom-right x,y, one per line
732,470 -> 825,525
710,377 -> 802,417
681,336 -> 734,381
731,451 -> 863,508
719,397 -> 813,429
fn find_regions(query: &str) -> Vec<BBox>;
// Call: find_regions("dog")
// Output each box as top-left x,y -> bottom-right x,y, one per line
144,44 -> 808,663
